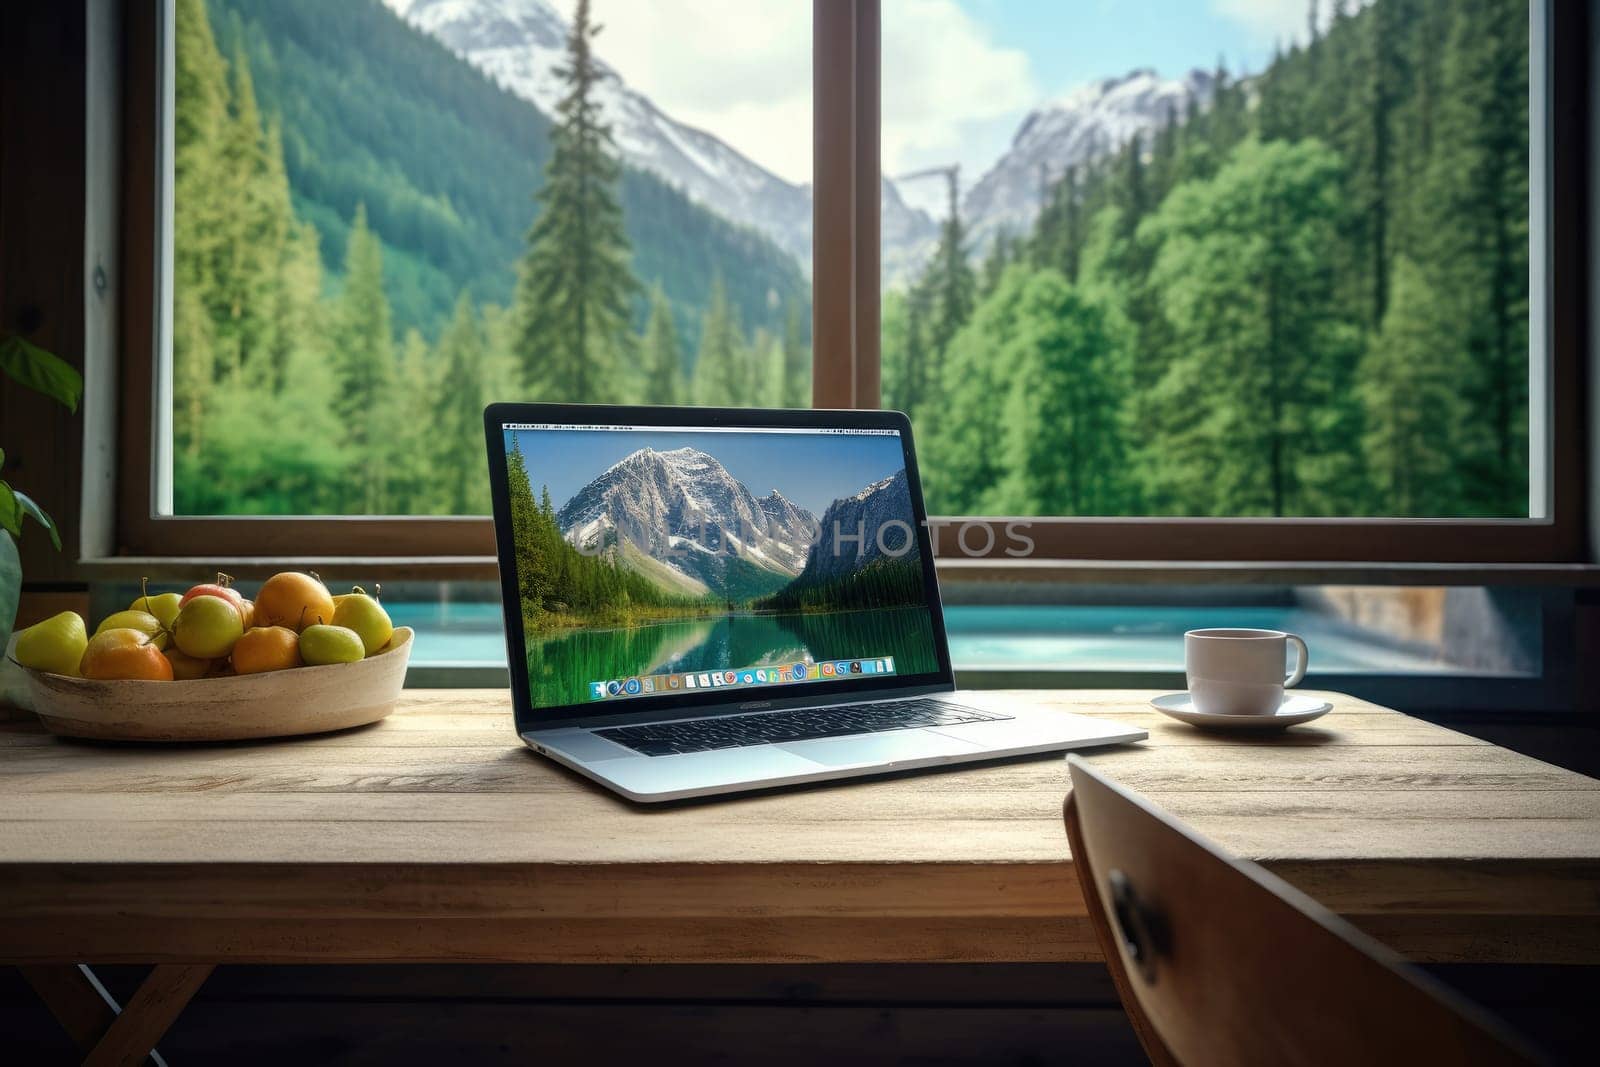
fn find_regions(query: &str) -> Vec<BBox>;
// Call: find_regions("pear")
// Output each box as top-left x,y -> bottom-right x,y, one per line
130,579 -> 183,629
96,609 -> 169,651
14,611 -> 89,677
331,585 -> 393,655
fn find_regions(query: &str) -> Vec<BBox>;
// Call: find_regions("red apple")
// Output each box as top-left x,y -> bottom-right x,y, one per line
179,572 -> 244,615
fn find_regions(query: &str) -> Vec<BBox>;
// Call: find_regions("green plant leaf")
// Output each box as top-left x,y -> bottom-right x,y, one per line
0,482 -> 20,539
0,333 -> 83,413
12,489 -> 60,551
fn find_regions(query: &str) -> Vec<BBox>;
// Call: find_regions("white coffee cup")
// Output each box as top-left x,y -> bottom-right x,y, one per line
1184,628 -> 1308,715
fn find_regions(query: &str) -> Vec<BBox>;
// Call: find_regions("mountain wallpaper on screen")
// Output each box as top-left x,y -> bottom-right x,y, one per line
505,438 -> 923,634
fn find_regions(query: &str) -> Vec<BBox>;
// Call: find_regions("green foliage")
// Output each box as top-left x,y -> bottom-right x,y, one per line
511,0 -> 635,402
0,334 -> 84,413
505,437 -> 702,630
207,0 -> 806,346
1141,138 -> 1365,516
435,296 -> 492,512
642,286 -> 685,406
759,556 -> 924,614
693,275 -> 747,406
0,334 -> 80,549
173,0 -> 813,516
887,0 -> 1529,519
991,272 -> 1130,515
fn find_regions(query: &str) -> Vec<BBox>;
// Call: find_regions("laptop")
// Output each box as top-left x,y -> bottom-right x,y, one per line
484,403 -> 1145,802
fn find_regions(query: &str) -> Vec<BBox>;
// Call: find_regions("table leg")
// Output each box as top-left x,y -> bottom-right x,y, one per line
19,965 -> 120,1054
19,962 -> 213,1067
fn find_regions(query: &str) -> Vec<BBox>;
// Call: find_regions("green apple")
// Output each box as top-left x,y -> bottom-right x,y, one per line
130,591 -> 182,629
96,609 -> 169,651
298,623 -> 365,666
331,588 -> 393,655
13,611 -> 89,676
173,594 -> 244,659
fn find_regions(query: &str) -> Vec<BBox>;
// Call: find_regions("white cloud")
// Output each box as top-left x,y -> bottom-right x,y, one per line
881,0 -> 1036,184
576,0 -> 1034,192
1212,0 -> 1362,49
581,1 -> 814,184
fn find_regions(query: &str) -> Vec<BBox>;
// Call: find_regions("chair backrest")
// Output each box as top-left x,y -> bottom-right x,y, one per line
1063,756 -> 1540,1067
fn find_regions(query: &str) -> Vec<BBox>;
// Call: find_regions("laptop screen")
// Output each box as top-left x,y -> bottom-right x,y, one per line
496,418 -> 945,716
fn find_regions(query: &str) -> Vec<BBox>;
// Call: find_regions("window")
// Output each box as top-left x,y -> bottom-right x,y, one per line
881,0 -> 1539,521
114,0 -> 1584,565
163,0 -> 812,518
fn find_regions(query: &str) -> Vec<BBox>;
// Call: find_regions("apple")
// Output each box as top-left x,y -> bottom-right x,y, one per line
173,594 -> 245,659
13,611 -> 88,677
95,609 -> 169,651
81,629 -> 173,681
179,572 -> 245,615
332,586 -> 393,655
298,623 -> 365,666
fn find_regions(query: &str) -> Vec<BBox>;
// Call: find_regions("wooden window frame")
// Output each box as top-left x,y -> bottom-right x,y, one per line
109,0 -> 1588,568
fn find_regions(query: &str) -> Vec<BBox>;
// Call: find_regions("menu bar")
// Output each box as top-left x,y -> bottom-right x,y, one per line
504,423 -> 901,436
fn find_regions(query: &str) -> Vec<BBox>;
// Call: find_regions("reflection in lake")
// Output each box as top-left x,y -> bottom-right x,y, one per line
524,607 -> 938,708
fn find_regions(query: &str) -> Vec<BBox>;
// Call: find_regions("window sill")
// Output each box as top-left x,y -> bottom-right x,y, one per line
74,555 -> 1600,587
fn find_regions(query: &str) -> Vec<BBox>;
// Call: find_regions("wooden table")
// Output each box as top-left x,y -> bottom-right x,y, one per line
2,689 -> 1598,1062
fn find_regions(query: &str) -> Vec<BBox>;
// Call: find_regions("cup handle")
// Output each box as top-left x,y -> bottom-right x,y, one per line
1284,634 -> 1308,688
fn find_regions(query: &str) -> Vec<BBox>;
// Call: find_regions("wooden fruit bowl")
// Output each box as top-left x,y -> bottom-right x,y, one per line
10,627 -> 413,742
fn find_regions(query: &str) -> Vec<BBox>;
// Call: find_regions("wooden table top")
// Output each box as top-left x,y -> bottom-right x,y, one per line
1,689 -> 1596,966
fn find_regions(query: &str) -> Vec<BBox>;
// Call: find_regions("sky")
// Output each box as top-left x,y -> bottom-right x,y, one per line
507,427 -> 908,517
573,0 -> 1321,197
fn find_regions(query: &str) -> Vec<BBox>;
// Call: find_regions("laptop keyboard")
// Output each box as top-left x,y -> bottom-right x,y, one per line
593,698 -> 1012,757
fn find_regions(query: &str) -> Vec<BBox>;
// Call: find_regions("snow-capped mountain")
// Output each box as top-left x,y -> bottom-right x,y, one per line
961,68 -> 1215,252
797,469 -> 917,584
556,447 -> 817,597
383,0 -> 939,274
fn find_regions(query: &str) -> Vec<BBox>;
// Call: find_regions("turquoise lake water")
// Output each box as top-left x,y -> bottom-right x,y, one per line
388,601 -> 1456,674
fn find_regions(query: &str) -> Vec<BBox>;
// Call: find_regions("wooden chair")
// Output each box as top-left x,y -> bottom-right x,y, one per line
1062,756 -> 1542,1067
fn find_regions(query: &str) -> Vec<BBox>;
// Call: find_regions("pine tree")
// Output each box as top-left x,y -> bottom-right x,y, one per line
780,299 -> 809,408
435,293 -> 489,512
391,329 -> 436,513
693,275 -> 746,406
1358,256 -> 1466,514
991,272 -> 1129,515
506,436 -> 548,617
1426,0 -> 1528,514
333,204 -> 397,513
510,0 -> 636,402
642,286 -> 684,405
923,171 -> 975,407
1141,138 -> 1364,516
213,34 -> 287,385
172,0 -> 230,460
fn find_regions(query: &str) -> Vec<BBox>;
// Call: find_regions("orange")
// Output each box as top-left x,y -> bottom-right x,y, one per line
238,598 -> 256,629
254,572 -> 335,632
232,625 -> 302,675
80,629 -> 174,681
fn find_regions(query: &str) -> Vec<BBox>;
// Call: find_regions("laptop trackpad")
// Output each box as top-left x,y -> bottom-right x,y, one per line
777,729 -> 981,767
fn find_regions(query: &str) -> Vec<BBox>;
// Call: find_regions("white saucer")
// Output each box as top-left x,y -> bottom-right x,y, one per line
1150,693 -> 1333,731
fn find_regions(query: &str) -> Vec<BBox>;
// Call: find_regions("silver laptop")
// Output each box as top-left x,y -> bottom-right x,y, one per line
485,403 -> 1145,802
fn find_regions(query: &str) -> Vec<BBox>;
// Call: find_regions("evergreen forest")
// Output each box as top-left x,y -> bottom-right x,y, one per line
172,0 -> 811,516
172,0 -> 1531,522
886,0 -> 1530,518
